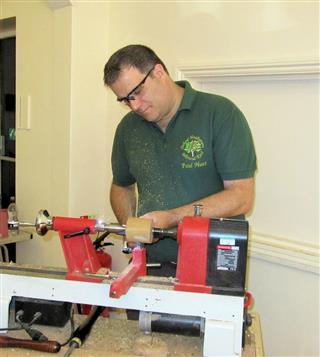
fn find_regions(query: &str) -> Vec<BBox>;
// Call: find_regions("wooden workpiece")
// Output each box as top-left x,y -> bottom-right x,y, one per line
126,217 -> 153,244
1,311 -> 263,357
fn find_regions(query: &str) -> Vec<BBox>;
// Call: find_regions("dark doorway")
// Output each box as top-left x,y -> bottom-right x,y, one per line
0,17 -> 16,262
0,36 -> 16,209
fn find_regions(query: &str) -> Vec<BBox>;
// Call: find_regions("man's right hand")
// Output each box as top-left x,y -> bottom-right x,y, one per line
140,210 -> 180,229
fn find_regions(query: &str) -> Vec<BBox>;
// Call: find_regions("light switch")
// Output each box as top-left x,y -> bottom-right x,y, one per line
17,95 -> 31,130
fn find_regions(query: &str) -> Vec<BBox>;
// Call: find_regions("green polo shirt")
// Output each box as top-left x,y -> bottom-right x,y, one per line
112,81 -> 256,263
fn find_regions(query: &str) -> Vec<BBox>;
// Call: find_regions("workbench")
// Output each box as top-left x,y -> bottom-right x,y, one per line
1,311 -> 264,356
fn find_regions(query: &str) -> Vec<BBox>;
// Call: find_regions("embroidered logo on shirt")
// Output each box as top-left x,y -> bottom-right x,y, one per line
181,135 -> 204,161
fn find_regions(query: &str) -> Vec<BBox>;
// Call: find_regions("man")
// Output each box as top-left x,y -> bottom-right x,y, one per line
104,45 -> 256,276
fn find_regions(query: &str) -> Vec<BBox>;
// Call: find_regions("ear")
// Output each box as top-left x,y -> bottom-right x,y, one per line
153,63 -> 166,78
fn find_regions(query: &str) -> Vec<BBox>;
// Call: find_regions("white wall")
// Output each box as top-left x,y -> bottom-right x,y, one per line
69,4 -> 109,218
248,256 -> 319,356
0,1 -> 72,266
191,69 -> 318,356
0,0 -> 319,355
198,76 -> 318,245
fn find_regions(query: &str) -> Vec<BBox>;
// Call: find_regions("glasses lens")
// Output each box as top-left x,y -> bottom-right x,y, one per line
117,66 -> 154,103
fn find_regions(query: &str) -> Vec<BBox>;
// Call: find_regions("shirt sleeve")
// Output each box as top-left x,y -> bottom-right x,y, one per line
212,99 -> 257,181
111,119 -> 136,187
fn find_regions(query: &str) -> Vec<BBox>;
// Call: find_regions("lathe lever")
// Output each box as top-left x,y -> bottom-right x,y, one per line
64,227 -> 91,239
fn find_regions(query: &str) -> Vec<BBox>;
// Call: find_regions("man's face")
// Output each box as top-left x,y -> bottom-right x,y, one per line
110,65 -> 167,124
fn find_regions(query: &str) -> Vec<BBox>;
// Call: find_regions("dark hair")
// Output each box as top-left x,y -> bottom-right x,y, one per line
103,44 -> 168,86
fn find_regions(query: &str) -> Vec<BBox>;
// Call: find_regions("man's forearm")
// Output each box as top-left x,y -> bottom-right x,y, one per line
141,178 -> 255,228
110,183 -> 136,224
172,180 -> 254,221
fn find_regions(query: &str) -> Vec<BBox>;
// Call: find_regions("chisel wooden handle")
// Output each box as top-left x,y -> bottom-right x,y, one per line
0,336 -> 61,353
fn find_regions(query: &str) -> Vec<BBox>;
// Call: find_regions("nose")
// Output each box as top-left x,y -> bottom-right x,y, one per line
128,98 -> 142,112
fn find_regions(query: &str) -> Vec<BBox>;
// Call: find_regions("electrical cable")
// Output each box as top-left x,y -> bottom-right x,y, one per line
60,305 -> 76,347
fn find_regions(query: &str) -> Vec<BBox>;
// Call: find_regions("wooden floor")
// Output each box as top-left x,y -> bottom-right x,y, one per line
1,310 -> 264,356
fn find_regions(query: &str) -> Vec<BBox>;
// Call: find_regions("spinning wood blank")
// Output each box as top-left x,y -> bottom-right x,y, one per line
126,217 -> 153,244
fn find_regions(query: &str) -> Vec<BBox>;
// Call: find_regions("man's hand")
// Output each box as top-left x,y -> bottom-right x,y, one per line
140,210 -> 180,229
140,211 -> 180,243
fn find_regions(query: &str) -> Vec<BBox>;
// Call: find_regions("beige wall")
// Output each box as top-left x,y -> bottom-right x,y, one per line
248,257 -> 319,357
186,67 -> 319,357
0,1 -> 319,356
1,1 -> 72,265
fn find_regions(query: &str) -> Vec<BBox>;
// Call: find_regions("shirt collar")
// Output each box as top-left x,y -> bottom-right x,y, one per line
176,81 -> 197,111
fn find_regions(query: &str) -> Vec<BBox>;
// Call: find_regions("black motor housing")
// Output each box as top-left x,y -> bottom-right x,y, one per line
207,218 -> 248,296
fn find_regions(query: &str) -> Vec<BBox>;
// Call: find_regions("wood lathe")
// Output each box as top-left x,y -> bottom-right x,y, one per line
0,208 -> 253,356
